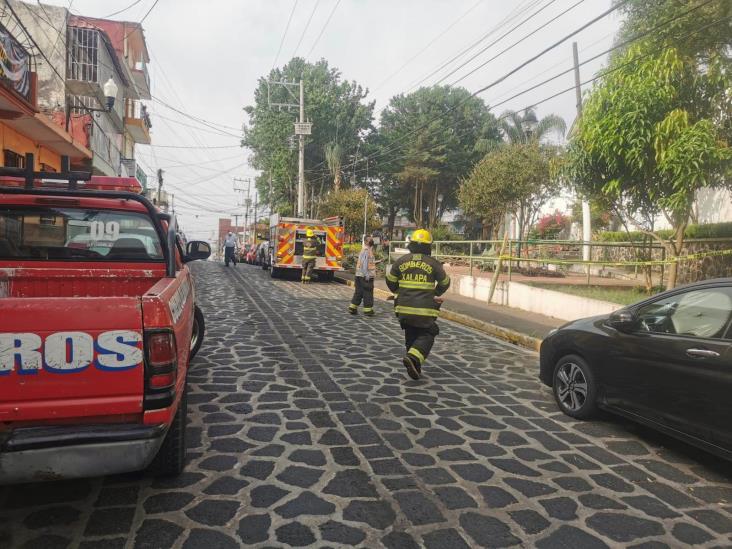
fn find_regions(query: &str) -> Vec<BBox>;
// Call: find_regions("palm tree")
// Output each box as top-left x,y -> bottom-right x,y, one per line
499,107 -> 567,144
324,142 -> 343,191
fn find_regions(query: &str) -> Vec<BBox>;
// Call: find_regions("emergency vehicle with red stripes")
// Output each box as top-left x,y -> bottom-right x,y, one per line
0,155 -> 211,484
266,214 -> 345,281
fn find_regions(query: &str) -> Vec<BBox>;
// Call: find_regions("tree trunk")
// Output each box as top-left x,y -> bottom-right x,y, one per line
334,171 -> 342,191
666,222 -> 687,290
387,206 -> 397,239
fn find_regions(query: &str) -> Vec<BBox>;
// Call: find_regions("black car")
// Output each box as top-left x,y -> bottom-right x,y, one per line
540,278 -> 732,460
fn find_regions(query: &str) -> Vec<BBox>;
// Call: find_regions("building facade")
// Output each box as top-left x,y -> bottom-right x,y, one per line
0,5 -> 90,171
5,1 -> 151,187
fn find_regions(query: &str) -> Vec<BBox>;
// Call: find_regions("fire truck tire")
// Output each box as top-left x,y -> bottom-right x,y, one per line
270,267 -> 281,278
189,306 -> 205,360
149,385 -> 187,477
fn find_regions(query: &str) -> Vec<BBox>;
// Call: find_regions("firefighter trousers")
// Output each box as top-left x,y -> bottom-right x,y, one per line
350,276 -> 374,312
302,258 -> 315,281
401,321 -> 440,366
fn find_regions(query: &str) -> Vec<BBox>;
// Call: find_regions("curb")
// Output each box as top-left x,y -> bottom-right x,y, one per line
335,275 -> 542,352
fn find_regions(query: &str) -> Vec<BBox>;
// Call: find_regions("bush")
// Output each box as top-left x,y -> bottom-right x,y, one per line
596,222 -> 732,242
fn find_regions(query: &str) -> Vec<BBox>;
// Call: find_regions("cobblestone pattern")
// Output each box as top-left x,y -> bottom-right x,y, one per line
1,261 -> 731,548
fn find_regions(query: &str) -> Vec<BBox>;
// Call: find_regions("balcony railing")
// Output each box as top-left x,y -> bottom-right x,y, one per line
124,99 -> 151,144
121,157 -> 148,190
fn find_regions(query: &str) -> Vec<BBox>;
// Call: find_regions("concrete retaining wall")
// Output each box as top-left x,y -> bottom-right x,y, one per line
450,276 -> 620,322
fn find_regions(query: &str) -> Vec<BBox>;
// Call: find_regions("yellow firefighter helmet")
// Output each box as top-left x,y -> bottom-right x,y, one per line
306,229 -> 315,237
410,229 -> 433,244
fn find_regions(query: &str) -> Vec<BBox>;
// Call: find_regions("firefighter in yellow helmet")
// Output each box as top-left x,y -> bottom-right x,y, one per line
385,229 -> 450,380
301,228 -> 319,283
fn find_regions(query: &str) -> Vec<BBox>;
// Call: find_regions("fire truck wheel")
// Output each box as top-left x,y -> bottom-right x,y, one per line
189,306 -> 205,359
149,385 -> 187,477
270,267 -> 281,279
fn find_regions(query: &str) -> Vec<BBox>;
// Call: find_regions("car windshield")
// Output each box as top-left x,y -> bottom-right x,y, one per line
0,206 -> 164,261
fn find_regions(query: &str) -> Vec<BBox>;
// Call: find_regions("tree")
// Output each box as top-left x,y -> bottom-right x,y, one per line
459,143 -> 556,240
375,85 -> 500,229
320,187 -> 380,241
324,142 -> 344,191
498,107 -> 567,145
243,58 -> 374,214
563,43 -> 731,288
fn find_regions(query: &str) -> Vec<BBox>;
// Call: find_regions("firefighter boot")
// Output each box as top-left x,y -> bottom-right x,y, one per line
403,354 -> 421,380
363,307 -> 374,316
348,304 -> 358,315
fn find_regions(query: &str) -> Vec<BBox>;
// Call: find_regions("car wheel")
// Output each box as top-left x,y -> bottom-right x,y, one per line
552,354 -> 598,419
148,385 -> 187,476
189,306 -> 205,359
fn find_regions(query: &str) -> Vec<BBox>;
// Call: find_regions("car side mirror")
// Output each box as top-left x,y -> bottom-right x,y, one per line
184,240 -> 211,262
608,310 -> 638,333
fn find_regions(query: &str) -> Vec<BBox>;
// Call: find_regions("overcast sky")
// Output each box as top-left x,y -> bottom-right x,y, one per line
43,0 -> 622,242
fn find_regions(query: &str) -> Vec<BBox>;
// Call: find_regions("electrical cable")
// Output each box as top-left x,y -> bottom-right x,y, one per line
305,11 -> 729,187
272,0 -> 298,70
104,0 -> 144,18
371,0 -> 483,93
305,0 -> 341,60
446,0 -> 588,87
436,0 -> 569,86
291,0 -> 320,58
150,95 -> 242,132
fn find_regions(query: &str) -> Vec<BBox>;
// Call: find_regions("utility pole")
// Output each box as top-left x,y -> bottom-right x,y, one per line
266,78 -> 310,217
298,78 -> 305,217
573,42 -> 592,265
233,177 -> 251,245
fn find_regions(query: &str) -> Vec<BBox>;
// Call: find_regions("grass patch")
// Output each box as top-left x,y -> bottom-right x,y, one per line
524,283 -> 659,305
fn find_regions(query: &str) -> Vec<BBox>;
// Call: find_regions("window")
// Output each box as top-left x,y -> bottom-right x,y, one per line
636,287 -> 732,339
3,149 -> 25,168
0,207 -> 163,262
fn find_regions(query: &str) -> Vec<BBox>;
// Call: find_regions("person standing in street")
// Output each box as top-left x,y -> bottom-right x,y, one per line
385,229 -> 450,380
223,231 -> 237,267
349,237 -> 376,316
301,229 -> 318,283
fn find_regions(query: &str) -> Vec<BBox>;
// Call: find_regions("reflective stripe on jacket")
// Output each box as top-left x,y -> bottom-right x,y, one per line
303,237 -> 318,260
385,252 -> 450,327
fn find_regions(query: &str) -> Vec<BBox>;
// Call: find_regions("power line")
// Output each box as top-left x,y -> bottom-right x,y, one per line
372,0 -> 483,93
446,0 -> 588,87
291,0 -> 320,58
152,113 -> 243,139
104,0 -> 145,18
151,95 -> 242,132
309,9 -> 728,188
305,0 -> 341,59
151,144 -> 242,150
272,0 -> 298,70
342,1 -> 628,175
435,0 -> 566,86
405,0 -> 543,94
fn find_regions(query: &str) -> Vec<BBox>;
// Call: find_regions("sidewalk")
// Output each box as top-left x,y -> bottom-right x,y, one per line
335,272 -> 563,352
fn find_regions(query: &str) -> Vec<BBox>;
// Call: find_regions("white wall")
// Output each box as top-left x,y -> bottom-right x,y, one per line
450,275 -> 620,322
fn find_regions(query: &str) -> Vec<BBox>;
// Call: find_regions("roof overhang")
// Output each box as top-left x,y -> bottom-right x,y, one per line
3,113 -> 92,160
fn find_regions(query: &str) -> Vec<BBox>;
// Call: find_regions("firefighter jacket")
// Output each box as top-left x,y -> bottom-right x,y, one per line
303,237 -> 318,260
386,252 -> 450,327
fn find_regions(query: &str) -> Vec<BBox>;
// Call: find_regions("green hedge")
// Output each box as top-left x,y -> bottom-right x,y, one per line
597,222 -> 732,242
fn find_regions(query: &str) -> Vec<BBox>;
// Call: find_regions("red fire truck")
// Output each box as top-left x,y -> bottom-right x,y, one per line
0,156 -> 211,483
266,214 -> 344,281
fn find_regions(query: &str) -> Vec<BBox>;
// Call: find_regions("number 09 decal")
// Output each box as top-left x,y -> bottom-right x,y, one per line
91,221 -> 120,241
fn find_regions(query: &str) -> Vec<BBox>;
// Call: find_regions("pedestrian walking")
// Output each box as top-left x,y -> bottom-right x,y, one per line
301,229 -> 318,283
385,229 -> 450,380
223,232 -> 237,267
349,237 -> 376,316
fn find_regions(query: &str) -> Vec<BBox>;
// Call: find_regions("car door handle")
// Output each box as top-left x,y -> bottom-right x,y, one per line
686,348 -> 720,359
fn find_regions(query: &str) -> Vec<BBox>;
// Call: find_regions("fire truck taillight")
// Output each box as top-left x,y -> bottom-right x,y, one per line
144,330 -> 178,408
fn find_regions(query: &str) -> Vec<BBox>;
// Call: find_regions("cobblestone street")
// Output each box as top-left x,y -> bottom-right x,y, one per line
2,261 -> 732,548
